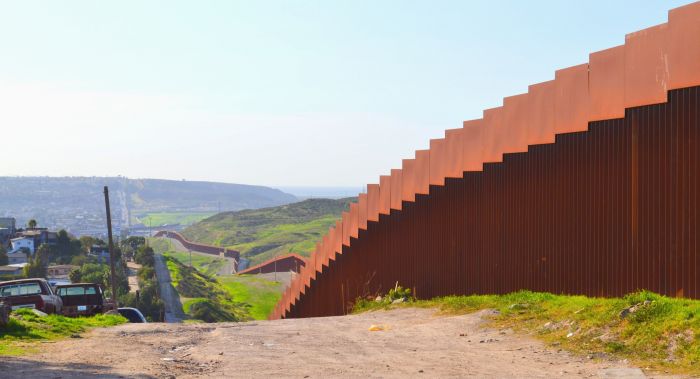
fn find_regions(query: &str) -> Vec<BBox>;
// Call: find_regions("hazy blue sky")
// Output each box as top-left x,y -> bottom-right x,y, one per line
0,0 -> 690,186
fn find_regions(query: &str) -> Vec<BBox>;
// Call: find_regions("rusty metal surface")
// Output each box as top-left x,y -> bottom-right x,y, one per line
280,86 -> 699,319
270,3 -> 700,320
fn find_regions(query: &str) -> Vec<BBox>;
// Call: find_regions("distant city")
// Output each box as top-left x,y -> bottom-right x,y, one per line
0,177 -> 297,239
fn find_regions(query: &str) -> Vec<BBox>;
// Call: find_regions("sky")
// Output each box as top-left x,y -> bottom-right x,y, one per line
0,0 -> 691,187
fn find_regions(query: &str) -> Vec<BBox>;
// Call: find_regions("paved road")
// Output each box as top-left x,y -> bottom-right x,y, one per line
153,253 -> 186,323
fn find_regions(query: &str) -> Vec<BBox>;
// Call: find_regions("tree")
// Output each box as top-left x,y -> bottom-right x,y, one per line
0,245 -> 8,266
69,268 -> 82,283
79,236 -> 104,253
27,219 -> 37,229
134,246 -> 155,267
23,256 -> 47,278
54,230 -> 83,264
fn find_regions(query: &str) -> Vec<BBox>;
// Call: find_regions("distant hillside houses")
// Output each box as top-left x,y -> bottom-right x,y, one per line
1,218 -> 60,268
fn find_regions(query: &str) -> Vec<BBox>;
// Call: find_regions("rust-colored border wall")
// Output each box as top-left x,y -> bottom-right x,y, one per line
283,86 -> 699,318
154,231 -> 240,262
271,2 -> 700,320
237,253 -> 306,275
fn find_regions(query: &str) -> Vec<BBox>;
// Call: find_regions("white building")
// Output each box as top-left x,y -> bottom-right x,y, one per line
6,250 -> 28,264
11,236 -> 35,254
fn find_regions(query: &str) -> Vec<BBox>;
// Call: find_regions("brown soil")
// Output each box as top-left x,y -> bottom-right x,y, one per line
0,308 -> 665,378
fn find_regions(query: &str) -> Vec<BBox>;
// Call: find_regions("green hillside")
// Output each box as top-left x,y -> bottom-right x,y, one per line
181,198 -> 355,265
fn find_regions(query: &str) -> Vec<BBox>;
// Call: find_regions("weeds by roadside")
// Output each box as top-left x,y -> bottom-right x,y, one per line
0,309 -> 126,355
354,290 -> 700,376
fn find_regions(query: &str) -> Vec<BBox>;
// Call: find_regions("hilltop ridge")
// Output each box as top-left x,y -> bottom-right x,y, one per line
182,197 -> 355,265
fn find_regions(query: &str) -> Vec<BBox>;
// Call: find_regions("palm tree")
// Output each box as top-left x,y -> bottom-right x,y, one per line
27,219 -> 37,229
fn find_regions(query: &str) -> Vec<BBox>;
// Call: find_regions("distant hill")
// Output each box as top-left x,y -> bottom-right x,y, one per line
0,176 -> 297,236
181,198 -> 355,266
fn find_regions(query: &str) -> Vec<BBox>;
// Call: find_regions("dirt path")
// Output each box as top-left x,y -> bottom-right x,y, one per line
127,261 -> 142,293
0,308 -> 665,378
154,253 -> 186,323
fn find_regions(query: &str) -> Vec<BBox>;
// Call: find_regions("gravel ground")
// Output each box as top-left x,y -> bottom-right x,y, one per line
0,308 -> 673,378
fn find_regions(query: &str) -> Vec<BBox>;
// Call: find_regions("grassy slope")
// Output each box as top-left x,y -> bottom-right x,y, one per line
0,309 -> 126,355
164,250 -> 226,276
355,290 -> 700,376
182,198 -> 354,265
163,251 -> 283,320
162,253 -> 250,322
137,212 -> 216,227
218,275 -> 284,320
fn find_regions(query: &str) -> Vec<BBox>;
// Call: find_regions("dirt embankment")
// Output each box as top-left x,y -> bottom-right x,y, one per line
1,308 -> 663,378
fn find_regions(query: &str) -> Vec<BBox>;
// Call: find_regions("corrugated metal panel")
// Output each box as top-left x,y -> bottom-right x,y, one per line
527,81 -> 556,145
589,46 -> 626,121
379,175 -> 391,215
444,128 -> 464,178
358,193 -> 368,231
554,64 -> 590,133
463,120 -> 484,171
390,169 -> 403,211
624,24 -> 669,108
482,107 -> 505,163
429,138 -> 447,186
503,93 -> 530,153
415,150 -> 430,194
668,2 -> 700,89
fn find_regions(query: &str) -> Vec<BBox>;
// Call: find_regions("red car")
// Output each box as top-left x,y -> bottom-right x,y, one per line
0,278 -> 63,314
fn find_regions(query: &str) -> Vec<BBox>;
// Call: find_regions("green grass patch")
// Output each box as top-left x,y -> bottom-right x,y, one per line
163,250 -> 226,276
137,212 -> 216,227
162,254 -> 250,322
219,275 -> 284,320
354,290 -> 700,376
0,309 -> 127,356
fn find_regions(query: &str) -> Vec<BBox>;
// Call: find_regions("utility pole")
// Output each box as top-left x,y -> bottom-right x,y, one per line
104,186 -> 119,305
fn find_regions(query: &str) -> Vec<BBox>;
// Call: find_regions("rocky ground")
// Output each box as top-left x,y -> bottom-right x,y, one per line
0,308 -> 672,378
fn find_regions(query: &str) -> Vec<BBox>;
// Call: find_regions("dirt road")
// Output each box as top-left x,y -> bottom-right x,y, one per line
1,308 -> 661,378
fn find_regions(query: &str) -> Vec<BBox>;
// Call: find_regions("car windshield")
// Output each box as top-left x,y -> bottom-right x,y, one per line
57,286 -> 97,296
0,283 -> 42,297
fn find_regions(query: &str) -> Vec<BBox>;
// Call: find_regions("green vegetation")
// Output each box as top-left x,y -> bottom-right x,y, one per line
218,275 -> 283,320
182,198 -> 354,265
0,309 -> 126,356
355,290 -> 700,376
164,250 -> 226,276
147,237 -> 172,254
120,244 -> 164,322
136,212 -> 216,227
162,253 -> 250,322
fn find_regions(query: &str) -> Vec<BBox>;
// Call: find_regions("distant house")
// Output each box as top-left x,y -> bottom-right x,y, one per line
0,264 -> 25,277
6,250 -> 28,265
47,264 -> 79,279
17,229 -> 57,248
89,245 -> 111,264
11,236 -> 35,254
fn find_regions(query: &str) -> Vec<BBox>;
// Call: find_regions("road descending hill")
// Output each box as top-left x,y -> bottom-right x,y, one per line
182,198 -> 355,265
1,308 -> 655,378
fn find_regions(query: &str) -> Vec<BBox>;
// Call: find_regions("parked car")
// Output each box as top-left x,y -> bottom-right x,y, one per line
0,278 -> 63,314
55,283 -> 115,317
117,307 -> 147,323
